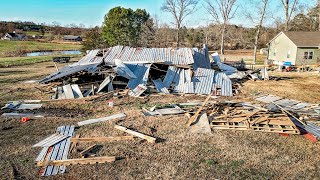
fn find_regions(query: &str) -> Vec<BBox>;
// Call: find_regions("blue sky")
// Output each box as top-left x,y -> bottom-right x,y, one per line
0,0 -> 317,28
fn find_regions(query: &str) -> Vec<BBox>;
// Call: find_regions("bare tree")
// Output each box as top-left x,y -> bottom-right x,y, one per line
205,0 -> 238,55
161,0 -> 199,47
280,0 -> 299,31
318,0 -> 320,31
245,0 -> 269,64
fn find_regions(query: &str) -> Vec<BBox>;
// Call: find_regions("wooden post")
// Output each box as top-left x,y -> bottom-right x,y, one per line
53,62 -> 59,72
91,84 -> 95,95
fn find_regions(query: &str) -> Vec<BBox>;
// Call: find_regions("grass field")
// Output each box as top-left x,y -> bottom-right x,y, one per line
0,40 -> 82,57
0,54 -> 82,68
0,61 -> 320,179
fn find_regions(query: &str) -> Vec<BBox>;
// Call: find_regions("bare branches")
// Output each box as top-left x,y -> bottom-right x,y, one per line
162,0 -> 199,47
161,0 -> 198,27
205,0 -> 238,25
280,0 -> 299,30
205,0 -> 238,54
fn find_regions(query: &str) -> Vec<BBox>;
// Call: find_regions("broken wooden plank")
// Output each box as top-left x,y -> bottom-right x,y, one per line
70,136 -> 134,143
36,156 -> 116,167
69,134 -> 80,153
114,125 -> 157,143
186,94 -> 212,127
77,113 -> 126,126
79,145 -> 97,157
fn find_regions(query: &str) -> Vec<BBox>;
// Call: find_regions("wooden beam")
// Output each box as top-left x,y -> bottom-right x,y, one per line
186,94 -> 212,127
36,156 -> 116,167
79,145 -> 96,157
114,125 -> 157,143
70,136 -> 135,143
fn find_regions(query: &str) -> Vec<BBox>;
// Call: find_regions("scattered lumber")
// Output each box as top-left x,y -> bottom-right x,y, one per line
114,125 -> 157,143
210,108 -> 300,134
71,136 -> 135,143
36,156 -> 116,167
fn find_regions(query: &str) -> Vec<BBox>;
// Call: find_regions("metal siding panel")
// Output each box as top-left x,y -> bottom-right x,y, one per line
163,66 -> 177,88
153,79 -> 170,94
193,68 -> 215,95
127,64 -> 151,89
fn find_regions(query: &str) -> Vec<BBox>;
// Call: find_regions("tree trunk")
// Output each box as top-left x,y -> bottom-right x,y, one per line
253,0 -> 268,65
284,0 -> 289,31
221,24 -> 226,55
253,36 -> 259,65
176,24 -> 180,48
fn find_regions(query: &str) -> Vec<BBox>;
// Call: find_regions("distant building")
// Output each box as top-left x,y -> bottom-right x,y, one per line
1,32 -> 27,41
267,31 -> 320,65
63,35 -> 82,42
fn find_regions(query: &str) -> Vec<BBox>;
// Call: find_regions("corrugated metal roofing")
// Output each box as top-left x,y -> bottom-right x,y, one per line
38,125 -> 75,176
39,63 -> 100,83
77,50 -> 100,65
213,72 -> 233,96
193,68 -> 215,95
193,45 -> 211,70
32,134 -> 68,147
127,64 -> 151,89
163,66 -> 178,88
103,46 -> 195,65
153,79 -> 170,94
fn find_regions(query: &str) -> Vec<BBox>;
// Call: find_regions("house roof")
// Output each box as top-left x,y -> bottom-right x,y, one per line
63,35 -> 81,39
6,32 -> 25,38
283,31 -> 320,47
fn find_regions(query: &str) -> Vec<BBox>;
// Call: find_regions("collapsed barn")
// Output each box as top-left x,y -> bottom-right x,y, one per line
40,45 -> 234,98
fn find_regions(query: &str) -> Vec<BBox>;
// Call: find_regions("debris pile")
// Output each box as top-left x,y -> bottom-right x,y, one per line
33,113 -> 157,176
1,100 -> 44,118
39,45 -> 234,98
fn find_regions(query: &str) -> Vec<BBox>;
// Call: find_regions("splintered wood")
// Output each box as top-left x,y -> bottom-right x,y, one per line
114,125 -> 157,143
210,106 -> 300,134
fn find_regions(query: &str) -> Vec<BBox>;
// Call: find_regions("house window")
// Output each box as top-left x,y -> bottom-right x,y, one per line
304,51 -> 313,59
287,50 -> 291,58
273,49 -> 277,56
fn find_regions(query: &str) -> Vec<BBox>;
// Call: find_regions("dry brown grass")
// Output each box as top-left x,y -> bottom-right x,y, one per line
241,71 -> 320,103
1,62 -> 320,179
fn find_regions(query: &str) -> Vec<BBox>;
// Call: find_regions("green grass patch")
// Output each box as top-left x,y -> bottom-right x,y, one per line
0,40 -> 82,57
0,54 -> 81,67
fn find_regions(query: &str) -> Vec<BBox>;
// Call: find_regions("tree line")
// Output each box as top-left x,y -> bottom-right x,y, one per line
83,0 -> 319,60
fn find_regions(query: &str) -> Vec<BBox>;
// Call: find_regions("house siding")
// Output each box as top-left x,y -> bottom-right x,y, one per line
268,33 -> 298,65
296,48 -> 320,65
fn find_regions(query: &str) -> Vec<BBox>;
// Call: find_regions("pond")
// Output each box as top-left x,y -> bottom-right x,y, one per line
25,50 -> 82,57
